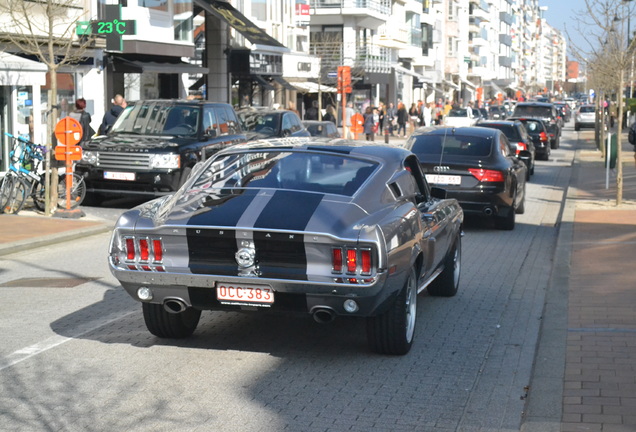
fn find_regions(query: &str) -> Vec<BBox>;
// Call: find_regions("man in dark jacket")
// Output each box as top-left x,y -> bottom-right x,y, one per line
99,94 -> 126,134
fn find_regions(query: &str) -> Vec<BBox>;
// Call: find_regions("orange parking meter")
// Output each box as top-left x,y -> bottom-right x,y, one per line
54,117 -> 84,213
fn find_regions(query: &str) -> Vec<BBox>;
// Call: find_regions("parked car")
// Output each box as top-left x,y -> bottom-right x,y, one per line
76,100 -> 246,205
574,104 -> 597,131
507,117 -> 551,160
510,102 -> 561,149
476,120 -> 535,180
237,107 -> 310,140
303,120 -> 341,138
444,108 -> 479,127
108,138 -> 464,355
405,126 -> 527,230
487,105 -> 507,120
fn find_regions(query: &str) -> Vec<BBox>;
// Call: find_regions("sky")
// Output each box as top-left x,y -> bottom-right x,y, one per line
539,0 -> 583,55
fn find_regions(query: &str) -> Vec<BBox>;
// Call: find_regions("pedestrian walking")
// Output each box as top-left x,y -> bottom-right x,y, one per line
69,98 -> 94,145
344,101 -> 356,139
99,94 -> 126,135
409,103 -> 419,133
305,100 -> 319,120
396,102 -> 408,137
363,106 -> 375,141
386,102 -> 397,135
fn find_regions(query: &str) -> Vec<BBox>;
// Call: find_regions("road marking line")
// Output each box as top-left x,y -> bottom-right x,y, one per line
0,310 -> 136,372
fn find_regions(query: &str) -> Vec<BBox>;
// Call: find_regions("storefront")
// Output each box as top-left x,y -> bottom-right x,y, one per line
0,53 -> 46,173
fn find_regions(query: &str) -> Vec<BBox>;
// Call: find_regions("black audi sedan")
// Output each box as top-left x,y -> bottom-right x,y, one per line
476,120 -> 535,180
405,126 -> 528,230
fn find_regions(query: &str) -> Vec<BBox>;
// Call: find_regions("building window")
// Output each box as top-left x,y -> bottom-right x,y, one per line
251,0 -> 267,22
447,37 -> 455,56
140,0 -> 168,13
422,23 -> 433,56
174,0 -> 193,42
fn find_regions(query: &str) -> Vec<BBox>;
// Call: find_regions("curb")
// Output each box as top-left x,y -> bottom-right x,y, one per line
0,220 -> 112,257
520,149 -> 579,431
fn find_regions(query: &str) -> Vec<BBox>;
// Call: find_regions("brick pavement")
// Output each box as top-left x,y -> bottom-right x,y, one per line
523,130 -> 636,432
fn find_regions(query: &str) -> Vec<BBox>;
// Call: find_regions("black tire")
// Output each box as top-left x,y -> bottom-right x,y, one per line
81,192 -> 103,207
56,173 -> 86,209
428,234 -> 461,297
516,183 -> 526,215
367,267 -> 417,355
142,302 -> 201,339
494,206 -> 515,230
575,124 -> 580,131
3,177 -> 28,215
0,174 -> 15,213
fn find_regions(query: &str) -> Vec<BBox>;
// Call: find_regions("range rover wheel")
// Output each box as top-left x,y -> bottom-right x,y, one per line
142,302 -> 201,339
428,234 -> 461,297
367,267 -> 417,355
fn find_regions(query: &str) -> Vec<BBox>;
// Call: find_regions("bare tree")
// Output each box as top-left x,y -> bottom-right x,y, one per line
566,0 -> 636,205
0,0 -> 97,215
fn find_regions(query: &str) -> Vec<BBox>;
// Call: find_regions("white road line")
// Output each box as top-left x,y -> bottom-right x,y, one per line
0,310 -> 136,372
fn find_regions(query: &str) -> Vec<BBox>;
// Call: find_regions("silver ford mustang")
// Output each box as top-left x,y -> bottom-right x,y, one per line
109,138 -> 464,355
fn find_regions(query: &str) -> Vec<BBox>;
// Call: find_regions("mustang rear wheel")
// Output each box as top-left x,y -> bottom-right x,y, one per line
366,267 -> 417,355
142,302 -> 201,339
428,234 -> 461,297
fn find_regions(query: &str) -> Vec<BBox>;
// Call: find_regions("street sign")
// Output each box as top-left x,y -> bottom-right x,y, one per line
55,117 -> 82,146
337,66 -> 352,94
327,72 -> 338,79
54,145 -> 83,161
76,5 -> 136,51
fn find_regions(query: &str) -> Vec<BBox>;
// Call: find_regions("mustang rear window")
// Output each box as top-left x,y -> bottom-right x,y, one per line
411,135 -> 492,157
192,151 -> 378,196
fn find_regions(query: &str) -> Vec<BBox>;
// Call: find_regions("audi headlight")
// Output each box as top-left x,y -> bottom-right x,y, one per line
82,150 -> 98,165
150,153 -> 180,169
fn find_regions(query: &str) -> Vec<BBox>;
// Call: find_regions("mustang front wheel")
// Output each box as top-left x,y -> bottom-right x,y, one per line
366,267 -> 417,355
142,302 -> 201,339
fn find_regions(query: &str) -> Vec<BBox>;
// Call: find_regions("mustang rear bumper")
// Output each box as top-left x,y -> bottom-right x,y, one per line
112,265 -> 403,318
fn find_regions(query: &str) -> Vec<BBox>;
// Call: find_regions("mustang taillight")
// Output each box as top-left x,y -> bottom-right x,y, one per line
332,248 -> 343,272
123,236 -> 164,271
468,168 -> 505,182
332,247 -> 374,279
346,249 -> 357,273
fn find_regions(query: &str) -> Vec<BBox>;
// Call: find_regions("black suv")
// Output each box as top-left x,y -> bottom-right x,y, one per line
510,102 -> 561,149
77,100 -> 246,204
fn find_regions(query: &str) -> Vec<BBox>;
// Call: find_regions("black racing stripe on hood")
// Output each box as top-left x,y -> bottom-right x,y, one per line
186,190 -> 258,228
254,190 -> 323,231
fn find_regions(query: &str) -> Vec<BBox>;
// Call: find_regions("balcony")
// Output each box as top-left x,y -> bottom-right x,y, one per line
309,40 -> 391,78
499,34 -> 512,47
310,0 -> 391,28
499,56 -> 513,68
499,11 -> 514,26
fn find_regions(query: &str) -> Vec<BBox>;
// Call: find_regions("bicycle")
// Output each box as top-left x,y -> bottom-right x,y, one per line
0,133 -> 86,214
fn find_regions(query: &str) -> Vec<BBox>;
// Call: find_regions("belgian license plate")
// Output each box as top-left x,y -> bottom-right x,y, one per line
104,171 -> 135,181
425,174 -> 461,185
216,283 -> 274,306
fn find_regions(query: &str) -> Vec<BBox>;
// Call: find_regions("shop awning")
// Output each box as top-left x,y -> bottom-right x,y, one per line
193,0 -> 287,49
252,75 -> 274,90
460,78 -> 477,89
0,52 -> 47,86
486,80 -> 506,95
292,82 -> 337,93
392,64 -> 425,80
112,55 -> 209,74
271,75 -> 296,90
444,79 -> 460,90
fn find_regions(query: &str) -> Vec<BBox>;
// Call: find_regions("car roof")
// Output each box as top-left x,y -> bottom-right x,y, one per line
129,99 -> 231,107
478,120 -> 520,126
515,102 -> 554,108
217,137 -> 413,162
411,125 -> 500,138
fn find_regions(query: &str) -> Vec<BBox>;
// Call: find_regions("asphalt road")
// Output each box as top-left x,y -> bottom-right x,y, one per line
0,124 -> 579,432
